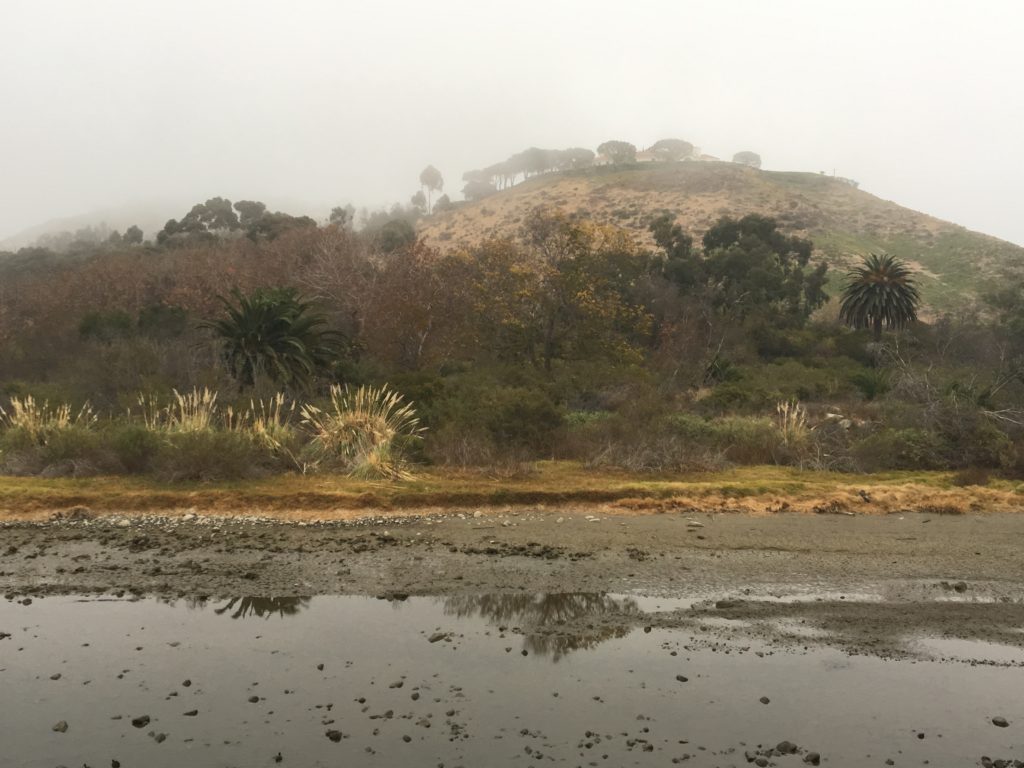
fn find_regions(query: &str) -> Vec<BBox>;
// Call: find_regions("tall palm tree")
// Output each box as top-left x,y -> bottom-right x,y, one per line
203,287 -> 343,389
839,253 -> 920,341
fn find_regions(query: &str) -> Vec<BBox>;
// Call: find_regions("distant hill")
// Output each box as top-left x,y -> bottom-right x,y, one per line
419,161 -> 1024,310
0,201 -> 182,251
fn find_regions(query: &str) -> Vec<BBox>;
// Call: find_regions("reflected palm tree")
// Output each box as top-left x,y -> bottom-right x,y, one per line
212,596 -> 311,619
443,593 -> 640,661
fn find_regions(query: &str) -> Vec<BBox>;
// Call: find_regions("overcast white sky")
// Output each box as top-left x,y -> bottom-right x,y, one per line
2,0 -> 1022,244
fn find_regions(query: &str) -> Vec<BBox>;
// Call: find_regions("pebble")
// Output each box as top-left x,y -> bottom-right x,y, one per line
992,716 -> 1010,727
131,715 -> 150,728
759,696 -> 770,704
52,720 -> 68,733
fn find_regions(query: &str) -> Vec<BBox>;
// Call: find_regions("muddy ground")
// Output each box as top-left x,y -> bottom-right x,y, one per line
2,506 -> 1024,659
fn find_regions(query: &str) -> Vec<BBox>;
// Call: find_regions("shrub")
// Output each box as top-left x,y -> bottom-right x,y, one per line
301,384 -> 423,479
851,428 -> 946,471
152,430 -> 266,481
107,423 -> 162,474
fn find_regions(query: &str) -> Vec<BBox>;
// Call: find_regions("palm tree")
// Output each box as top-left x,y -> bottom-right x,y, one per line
203,287 -> 343,389
839,253 -> 920,342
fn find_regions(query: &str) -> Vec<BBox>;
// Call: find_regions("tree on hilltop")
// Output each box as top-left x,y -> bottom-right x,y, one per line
596,140 -> 637,164
732,151 -> 761,168
650,139 -> 695,162
419,165 -> 444,214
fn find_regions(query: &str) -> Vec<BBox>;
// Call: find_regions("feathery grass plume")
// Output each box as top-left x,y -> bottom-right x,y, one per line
133,388 -> 219,433
135,392 -> 165,431
301,384 -> 423,479
239,393 -> 297,452
776,399 -> 809,448
0,396 -> 96,444
168,388 -> 218,432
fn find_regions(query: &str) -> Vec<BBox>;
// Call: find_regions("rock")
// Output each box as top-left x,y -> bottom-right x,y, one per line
50,673 -> 62,680
777,740 -> 798,754
326,729 -> 343,742
153,732 -> 166,743
675,675 -> 688,683
993,716 -> 1010,727
389,680 -> 403,689
183,710 -> 197,717
804,753 -> 821,766
116,519 -> 131,528
131,715 -> 150,728
181,679 -> 191,687
755,758 -> 769,767
52,720 -> 68,733
759,696 -> 770,704
715,599 -> 741,609
473,511 -> 483,518
273,753 -> 282,763
427,632 -> 447,643
248,695 -> 259,703
317,663 -> 324,670
402,735 -> 412,742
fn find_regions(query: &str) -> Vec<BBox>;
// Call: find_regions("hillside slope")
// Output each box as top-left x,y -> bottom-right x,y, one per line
419,162 -> 1023,310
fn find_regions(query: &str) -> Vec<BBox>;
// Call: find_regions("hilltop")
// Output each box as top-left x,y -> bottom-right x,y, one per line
419,161 -> 1023,310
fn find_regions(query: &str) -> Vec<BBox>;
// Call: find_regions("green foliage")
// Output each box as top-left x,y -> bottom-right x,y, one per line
850,369 -> 891,400
840,253 -> 921,341
851,428 -> 946,471
375,219 -> 417,253
203,288 -> 344,389
107,423 -> 161,473
79,310 -> 133,342
152,430 -> 265,481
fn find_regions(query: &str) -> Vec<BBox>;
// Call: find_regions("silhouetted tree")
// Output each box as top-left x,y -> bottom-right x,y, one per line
233,200 -> 267,228
650,138 -> 695,162
123,225 -> 144,245
419,165 -> 444,213
597,140 -> 637,164
732,151 -> 762,169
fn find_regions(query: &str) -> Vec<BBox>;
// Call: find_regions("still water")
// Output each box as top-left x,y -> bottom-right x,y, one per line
0,593 -> 1020,767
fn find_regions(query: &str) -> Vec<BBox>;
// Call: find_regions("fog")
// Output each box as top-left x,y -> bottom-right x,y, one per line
2,0 -> 1022,244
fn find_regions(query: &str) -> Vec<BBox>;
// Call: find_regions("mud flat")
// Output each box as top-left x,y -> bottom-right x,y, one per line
2,509 -> 1023,766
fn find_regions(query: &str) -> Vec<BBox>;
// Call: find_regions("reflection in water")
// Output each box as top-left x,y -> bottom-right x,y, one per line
443,593 -> 640,660
212,596 -> 311,619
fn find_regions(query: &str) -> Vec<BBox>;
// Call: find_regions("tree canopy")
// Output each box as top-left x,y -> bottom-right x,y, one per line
839,253 -> 920,341
597,140 -> 637,164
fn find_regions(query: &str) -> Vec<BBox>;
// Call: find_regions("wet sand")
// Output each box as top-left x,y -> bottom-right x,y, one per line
3,508 -> 1024,656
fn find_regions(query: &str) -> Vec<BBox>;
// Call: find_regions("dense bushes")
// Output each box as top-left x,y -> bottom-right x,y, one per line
0,387 -> 423,481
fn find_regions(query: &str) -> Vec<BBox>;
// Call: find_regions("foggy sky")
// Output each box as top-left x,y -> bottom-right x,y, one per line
2,0 -> 1023,245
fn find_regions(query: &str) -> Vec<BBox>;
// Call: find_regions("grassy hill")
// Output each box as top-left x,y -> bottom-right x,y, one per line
419,161 -> 1024,311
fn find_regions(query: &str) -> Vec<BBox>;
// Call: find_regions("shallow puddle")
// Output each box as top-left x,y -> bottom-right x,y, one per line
1,593 -> 1021,767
